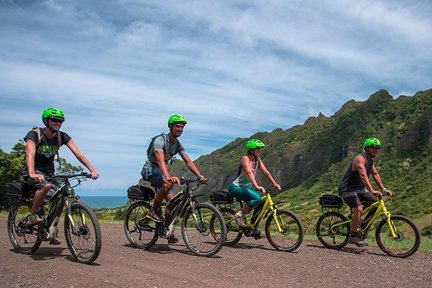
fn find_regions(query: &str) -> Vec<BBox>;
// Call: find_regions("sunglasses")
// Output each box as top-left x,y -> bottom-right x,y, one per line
49,118 -> 64,123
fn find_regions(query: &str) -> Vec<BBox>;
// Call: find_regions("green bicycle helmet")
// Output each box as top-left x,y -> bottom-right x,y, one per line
364,137 -> 381,149
168,114 -> 187,126
246,139 -> 266,151
42,107 -> 65,124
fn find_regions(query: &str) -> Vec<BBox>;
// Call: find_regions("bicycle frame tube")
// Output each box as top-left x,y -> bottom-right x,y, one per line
176,190 -> 190,219
357,198 -> 392,234
327,197 -> 394,237
249,194 -> 278,229
46,185 -> 67,227
165,188 -> 189,225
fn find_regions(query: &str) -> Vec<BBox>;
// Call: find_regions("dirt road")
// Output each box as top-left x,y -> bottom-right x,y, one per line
0,217 -> 431,288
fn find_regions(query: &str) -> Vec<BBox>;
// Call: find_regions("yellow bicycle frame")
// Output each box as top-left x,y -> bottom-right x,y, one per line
246,193 -> 285,233
357,197 -> 397,238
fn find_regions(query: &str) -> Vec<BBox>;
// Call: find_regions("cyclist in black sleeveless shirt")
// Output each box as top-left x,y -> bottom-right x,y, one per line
338,137 -> 392,246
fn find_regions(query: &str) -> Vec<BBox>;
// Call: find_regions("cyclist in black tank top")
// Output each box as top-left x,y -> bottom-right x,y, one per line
338,137 -> 393,246
339,153 -> 373,192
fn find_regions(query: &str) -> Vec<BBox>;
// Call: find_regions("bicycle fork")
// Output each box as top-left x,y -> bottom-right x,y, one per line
383,208 -> 398,239
266,196 -> 285,233
189,202 -> 206,233
271,208 -> 286,233
66,201 -> 86,235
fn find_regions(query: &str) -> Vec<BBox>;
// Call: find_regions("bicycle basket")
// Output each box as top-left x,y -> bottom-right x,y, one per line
127,185 -> 155,201
319,194 -> 343,208
210,190 -> 234,204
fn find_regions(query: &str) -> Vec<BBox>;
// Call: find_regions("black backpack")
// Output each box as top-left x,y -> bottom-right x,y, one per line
146,133 -> 180,164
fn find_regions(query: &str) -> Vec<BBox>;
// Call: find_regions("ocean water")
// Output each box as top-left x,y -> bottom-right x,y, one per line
80,196 -> 129,209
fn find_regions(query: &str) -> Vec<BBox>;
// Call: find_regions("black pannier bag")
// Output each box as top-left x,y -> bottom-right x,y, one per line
4,181 -> 23,196
127,185 -> 155,201
4,181 -> 33,198
210,190 -> 234,204
319,194 -> 343,208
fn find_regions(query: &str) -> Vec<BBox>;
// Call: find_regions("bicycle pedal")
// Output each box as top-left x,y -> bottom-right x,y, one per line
254,234 -> 262,240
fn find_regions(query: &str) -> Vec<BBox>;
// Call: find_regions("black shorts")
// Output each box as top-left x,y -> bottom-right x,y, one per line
24,170 -> 54,190
339,189 -> 378,208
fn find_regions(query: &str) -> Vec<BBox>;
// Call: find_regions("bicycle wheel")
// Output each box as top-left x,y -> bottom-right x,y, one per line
7,200 -> 42,254
181,203 -> 226,257
124,201 -> 158,249
265,209 -> 304,252
64,202 -> 102,264
316,211 -> 350,249
210,207 -> 242,246
375,215 -> 421,258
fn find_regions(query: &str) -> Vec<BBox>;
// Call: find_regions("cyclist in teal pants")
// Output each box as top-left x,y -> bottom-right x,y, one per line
228,139 -> 281,227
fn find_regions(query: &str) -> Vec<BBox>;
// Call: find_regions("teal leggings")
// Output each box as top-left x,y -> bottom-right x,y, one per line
228,183 -> 261,208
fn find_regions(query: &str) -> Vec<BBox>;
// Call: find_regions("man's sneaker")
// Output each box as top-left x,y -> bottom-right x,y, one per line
137,218 -> 152,231
27,213 -> 43,225
349,232 -> 367,247
233,212 -> 246,227
146,207 -> 164,223
49,238 -> 61,245
167,235 -> 179,244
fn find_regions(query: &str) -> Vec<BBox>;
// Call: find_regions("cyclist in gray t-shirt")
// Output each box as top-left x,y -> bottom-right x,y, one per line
141,114 -> 207,244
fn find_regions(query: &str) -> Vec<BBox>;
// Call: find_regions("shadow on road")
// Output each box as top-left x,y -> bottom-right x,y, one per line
306,243 -> 391,257
123,242 -> 224,258
9,246 -> 103,266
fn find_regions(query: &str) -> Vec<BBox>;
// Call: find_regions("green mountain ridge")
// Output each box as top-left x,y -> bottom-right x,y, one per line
171,89 -> 432,233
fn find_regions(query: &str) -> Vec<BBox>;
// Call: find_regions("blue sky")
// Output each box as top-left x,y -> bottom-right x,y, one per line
1,0 -> 431,196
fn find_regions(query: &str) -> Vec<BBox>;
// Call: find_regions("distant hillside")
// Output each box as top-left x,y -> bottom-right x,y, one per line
171,89 -> 432,232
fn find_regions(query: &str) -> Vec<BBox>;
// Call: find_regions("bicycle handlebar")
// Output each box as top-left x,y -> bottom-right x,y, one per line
50,172 -> 92,179
255,186 -> 280,195
179,177 -> 206,184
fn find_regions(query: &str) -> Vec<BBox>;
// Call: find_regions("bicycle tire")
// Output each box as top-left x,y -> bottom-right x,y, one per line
315,211 -> 350,249
265,209 -> 304,252
181,203 -> 226,257
7,200 -> 42,254
64,202 -> 102,264
209,207 -> 242,246
124,201 -> 158,249
375,215 -> 421,258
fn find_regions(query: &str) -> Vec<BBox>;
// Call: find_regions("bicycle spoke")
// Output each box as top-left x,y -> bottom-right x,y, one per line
182,203 -> 225,257
7,201 -> 41,254
210,208 -> 242,246
124,201 -> 157,249
316,212 -> 349,249
265,210 -> 303,252
376,215 -> 420,258
64,202 -> 101,264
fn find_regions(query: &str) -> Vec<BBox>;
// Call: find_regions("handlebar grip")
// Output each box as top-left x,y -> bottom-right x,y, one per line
80,172 -> 92,178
